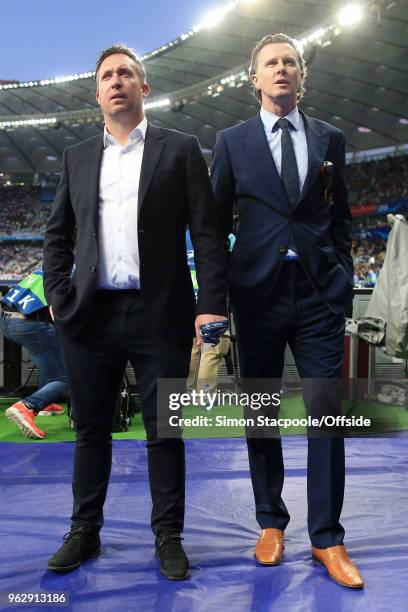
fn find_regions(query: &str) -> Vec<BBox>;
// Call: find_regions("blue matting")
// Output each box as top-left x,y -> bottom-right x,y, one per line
0,437 -> 407,611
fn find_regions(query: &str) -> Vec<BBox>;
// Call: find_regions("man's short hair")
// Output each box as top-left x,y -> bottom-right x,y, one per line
95,44 -> 146,89
249,33 -> 307,103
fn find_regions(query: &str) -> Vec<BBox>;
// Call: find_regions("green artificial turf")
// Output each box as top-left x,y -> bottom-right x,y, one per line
0,399 -> 146,443
1,396 -> 407,443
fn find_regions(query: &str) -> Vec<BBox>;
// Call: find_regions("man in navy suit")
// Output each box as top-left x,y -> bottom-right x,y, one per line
211,33 -> 363,588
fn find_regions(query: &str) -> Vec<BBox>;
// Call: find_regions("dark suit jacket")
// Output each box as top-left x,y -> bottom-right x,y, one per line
211,111 -> 353,315
43,123 -> 227,339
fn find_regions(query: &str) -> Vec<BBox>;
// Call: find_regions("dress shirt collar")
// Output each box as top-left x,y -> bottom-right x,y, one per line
103,116 -> 148,148
260,105 -> 301,132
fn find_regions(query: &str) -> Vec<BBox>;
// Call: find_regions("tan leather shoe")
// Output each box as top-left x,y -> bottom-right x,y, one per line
254,528 -> 284,565
312,545 -> 364,588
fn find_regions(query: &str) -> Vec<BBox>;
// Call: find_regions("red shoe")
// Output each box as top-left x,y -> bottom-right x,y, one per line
38,403 -> 65,416
5,401 -> 46,439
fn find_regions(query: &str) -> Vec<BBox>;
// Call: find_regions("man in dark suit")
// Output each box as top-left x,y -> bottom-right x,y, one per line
43,44 -> 227,580
211,33 -> 364,588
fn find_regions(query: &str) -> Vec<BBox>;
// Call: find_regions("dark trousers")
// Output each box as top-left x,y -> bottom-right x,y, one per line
58,290 -> 192,535
235,261 -> 346,548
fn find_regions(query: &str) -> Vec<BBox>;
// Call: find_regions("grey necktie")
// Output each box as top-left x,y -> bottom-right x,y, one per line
275,117 -> 300,208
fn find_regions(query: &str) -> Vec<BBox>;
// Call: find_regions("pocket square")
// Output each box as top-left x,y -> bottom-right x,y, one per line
320,161 -> 334,206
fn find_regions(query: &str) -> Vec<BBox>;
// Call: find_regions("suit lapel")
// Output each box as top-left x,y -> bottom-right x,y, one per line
86,134 -> 104,231
299,111 -> 330,203
242,115 -> 288,207
138,123 -> 164,217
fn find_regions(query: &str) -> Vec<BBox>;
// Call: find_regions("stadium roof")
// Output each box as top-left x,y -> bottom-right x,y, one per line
0,0 -> 407,173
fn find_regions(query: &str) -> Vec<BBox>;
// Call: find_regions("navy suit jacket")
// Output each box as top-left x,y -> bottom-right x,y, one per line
211,111 -> 353,315
43,123 -> 227,339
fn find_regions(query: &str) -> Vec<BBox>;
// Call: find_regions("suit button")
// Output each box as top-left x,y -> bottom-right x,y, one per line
279,245 -> 286,254
91,233 -> 96,238
138,229 -> 144,233
89,266 -> 96,273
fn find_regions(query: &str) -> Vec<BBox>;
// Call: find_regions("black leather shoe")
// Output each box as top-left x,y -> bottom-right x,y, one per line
155,531 -> 189,580
47,526 -> 101,573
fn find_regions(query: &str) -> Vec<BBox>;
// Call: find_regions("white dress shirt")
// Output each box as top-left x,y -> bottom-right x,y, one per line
97,117 -> 147,289
260,105 -> 308,193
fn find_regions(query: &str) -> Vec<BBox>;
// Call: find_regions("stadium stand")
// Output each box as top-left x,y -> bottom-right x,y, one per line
347,154 -> 408,207
1,154 -> 406,282
0,185 -> 42,233
0,244 -> 43,279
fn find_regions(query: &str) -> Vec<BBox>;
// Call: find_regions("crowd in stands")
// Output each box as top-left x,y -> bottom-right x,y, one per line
0,186 -> 46,234
353,216 -> 390,230
0,154 -> 407,282
352,238 -> 386,287
352,214 -> 394,287
0,244 -> 43,280
347,153 -> 408,207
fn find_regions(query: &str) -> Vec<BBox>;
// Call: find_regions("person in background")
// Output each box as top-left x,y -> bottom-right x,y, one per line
186,228 -> 231,395
186,331 -> 230,395
1,269 -> 67,439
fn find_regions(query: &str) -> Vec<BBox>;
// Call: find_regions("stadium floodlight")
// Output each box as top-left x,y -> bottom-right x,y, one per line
0,70 -> 95,90
337,3 -> 363,26
193,1 -> 236,32
300,27 -> 328,47
0,117 -> 57,129
144,98 -> 170,110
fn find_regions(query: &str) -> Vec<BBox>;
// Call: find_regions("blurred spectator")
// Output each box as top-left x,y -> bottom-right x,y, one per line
1,269 -> 67,439
187,334 -> 231,395
0,244 -> 43,279
353,214 -> 390,230
347,154 -> 408,207
0,185 -> 51,234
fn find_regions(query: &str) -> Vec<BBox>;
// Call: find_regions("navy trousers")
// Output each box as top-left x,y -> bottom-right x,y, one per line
235,261 -> 346,548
